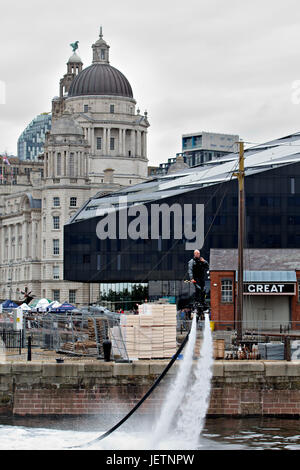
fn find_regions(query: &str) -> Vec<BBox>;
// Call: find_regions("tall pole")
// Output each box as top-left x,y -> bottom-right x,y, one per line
234,141 -> 245,341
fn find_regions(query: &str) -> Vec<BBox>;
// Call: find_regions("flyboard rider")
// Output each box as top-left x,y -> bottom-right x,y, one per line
188,249 -> 209,317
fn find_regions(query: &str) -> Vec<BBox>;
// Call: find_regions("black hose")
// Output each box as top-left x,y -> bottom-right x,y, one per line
69,328 -> 190,448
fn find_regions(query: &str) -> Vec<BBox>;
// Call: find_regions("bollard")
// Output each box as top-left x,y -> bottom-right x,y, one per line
284,336 -> 291,361
103,337 -> 112,362
27,336 -> 32,361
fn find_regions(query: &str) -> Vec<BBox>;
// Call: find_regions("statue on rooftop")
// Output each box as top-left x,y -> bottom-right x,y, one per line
70,41 -> 79,53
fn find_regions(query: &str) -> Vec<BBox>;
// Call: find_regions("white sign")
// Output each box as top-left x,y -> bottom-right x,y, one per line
244,283 -> 295,295
14,308 -> 23,330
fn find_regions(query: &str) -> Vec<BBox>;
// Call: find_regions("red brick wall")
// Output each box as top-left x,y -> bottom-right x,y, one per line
208,387 -> 300,416
2,362 -> 300,418
13,387 -> 151,416
210,271 -> 235,330
211,270 -> 300,330
12,383 -> 300,417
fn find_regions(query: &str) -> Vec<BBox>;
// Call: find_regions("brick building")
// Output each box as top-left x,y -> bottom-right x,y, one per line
210,248 -> 300,331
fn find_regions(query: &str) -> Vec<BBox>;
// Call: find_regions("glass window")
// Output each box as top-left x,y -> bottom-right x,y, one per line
53,239 -> 59,255
69,290 -> 76,304
83,254 -> 90,263
110,104 -> 115,113
110,138 -> 115,151
53,290 -> 60,302
53,197 -> 60,207
53,216 -> 60,230
53,266 -> 59,279
84,104 -> 88,113
97,137 -> 102,150
221,279 -> 233,302
70,197 -> 77,207
291,177 -> 295,194
260,196 -> 280,207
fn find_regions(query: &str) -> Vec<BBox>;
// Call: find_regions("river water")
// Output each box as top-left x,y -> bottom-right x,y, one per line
0,316 -> 299,451
0,415 -> 299,450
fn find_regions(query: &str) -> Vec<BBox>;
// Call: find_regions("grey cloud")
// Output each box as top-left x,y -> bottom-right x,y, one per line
2,0 -> 300,166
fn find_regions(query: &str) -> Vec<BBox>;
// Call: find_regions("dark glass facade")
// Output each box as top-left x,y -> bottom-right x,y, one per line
64,162 -> 300,289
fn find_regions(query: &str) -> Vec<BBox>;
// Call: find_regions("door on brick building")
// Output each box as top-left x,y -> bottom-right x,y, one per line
243,296 -> 289,330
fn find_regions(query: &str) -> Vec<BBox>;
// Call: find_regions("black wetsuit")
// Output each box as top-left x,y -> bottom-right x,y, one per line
188,256 -> 209,306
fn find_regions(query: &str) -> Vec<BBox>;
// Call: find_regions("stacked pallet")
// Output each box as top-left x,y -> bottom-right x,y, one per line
138,326 -> 152,359
152,326 -> 164,358
213,339 -> 225,359
121,314 -> 139,358
118,303 -> 177,360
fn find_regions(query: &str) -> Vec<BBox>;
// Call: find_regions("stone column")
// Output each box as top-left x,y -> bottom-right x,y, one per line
91,128 -> 95,154
47,152 -> 51,178
103,128 -> 107,156
8,225 -> 12,262
107,129 -> 111,154
15,224 -> 19,260
119,129 -> 123,156
144,131 -> 147,158
79,151 -> 83,177
63,150 -> 67,176
122,129 -> 126,156
22,222 -> 27,259
131,130 -> 135,157
137,131 -> 141,157
31,220 -> 35,260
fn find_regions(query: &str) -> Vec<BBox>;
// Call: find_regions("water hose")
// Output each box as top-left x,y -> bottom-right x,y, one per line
69,328 -> 191,448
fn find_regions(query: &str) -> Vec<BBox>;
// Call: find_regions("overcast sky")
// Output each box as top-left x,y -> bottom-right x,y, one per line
1,0 -> 300,165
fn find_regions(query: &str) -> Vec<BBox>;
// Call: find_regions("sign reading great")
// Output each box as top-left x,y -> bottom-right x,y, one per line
243,283 -> 295,295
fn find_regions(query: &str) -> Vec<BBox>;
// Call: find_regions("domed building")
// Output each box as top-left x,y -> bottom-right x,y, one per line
53,29 -> 149,186
0,29 -> 150,307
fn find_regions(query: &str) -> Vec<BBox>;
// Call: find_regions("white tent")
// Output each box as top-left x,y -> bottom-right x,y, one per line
35,298 -> 52,312
19,303 -> 32,311
47,301 -> 61,310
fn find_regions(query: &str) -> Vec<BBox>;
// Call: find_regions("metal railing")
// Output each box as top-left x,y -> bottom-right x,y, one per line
23,309 -> 128,360
0,329 -> 23,354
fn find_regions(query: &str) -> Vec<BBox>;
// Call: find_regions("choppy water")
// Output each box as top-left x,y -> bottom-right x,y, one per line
0,416 -> 299,450
0,316 -> 299,451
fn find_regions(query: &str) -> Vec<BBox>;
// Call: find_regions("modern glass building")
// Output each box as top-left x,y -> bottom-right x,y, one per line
152,131 -> 239,176
64,130 -> 300,303
182,131 -> 239,166
17,113 -> 52,161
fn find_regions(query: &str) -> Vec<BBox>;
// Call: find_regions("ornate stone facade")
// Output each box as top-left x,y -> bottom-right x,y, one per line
0,30 -> 150,306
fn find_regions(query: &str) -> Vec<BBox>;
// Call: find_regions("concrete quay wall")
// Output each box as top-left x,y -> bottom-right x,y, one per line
0,361 -> 299,417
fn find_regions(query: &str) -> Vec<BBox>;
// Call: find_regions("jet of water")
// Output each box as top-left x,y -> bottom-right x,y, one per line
150,314 -> 198,449
175,313 -> 213,449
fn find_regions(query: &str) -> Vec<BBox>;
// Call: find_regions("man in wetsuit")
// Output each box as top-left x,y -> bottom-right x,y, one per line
188,249 -> 209,311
